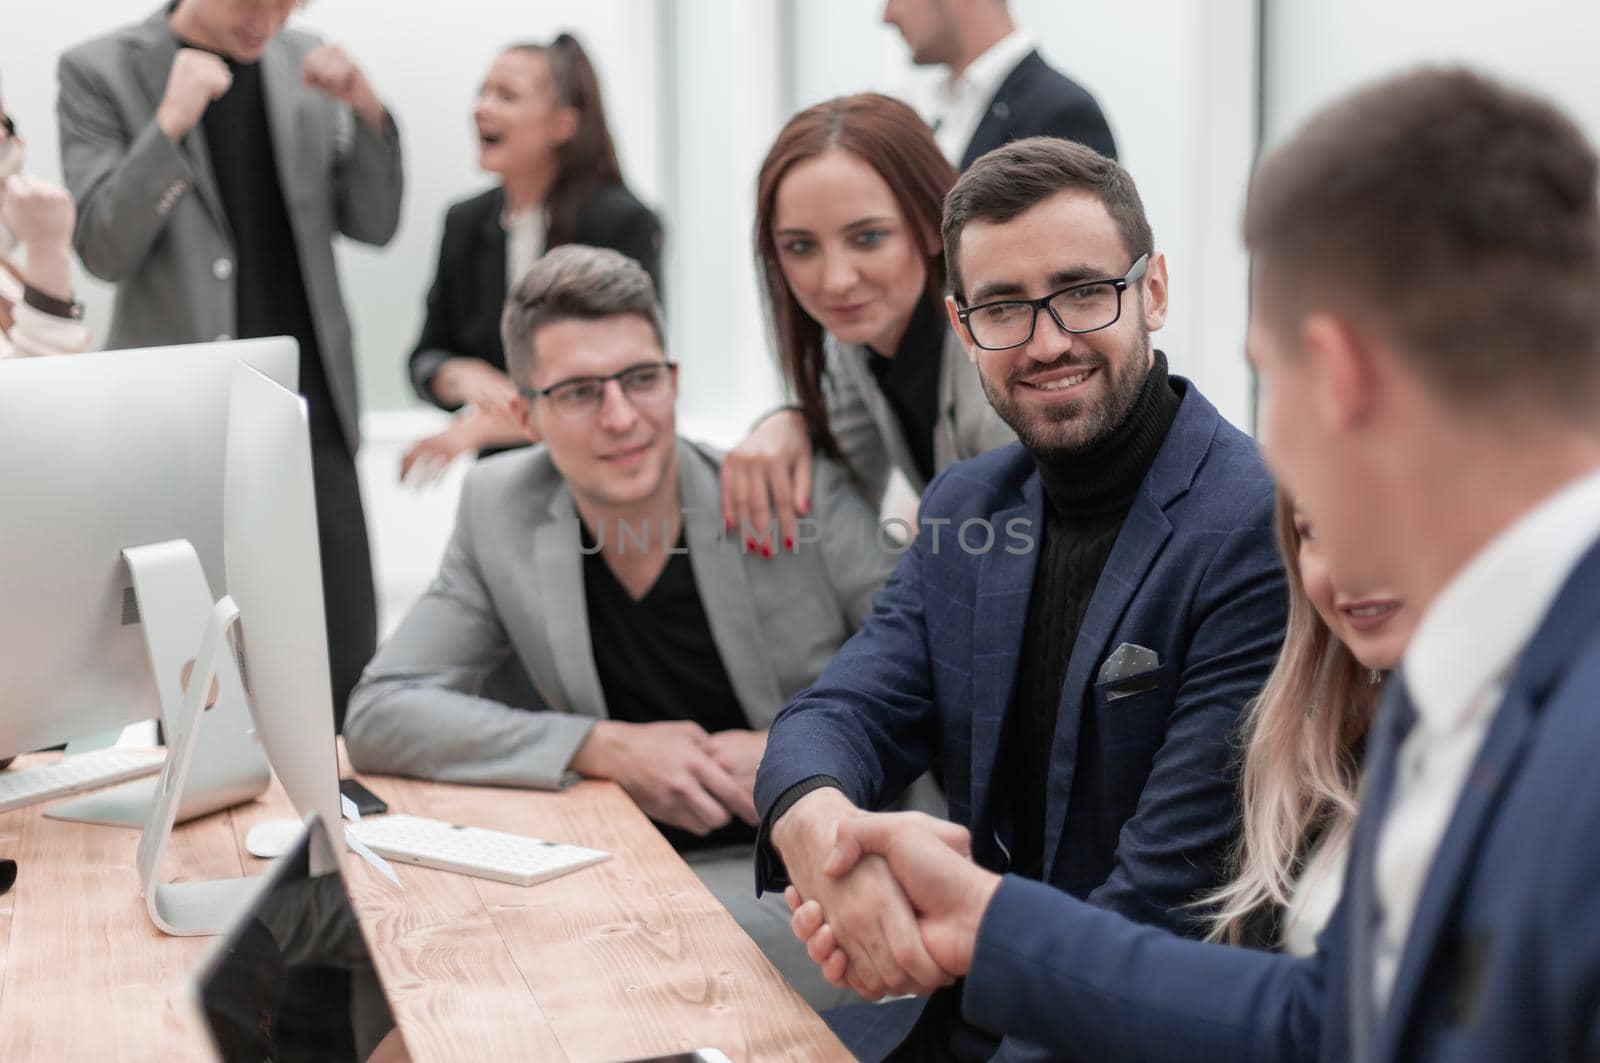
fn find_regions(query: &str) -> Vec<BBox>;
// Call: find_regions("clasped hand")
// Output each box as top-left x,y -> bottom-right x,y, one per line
773,795 -> 1000,1000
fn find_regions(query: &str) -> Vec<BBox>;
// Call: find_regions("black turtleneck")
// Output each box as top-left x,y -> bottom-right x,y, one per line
866,292 -> 945,483
1004,350 -> 1181,880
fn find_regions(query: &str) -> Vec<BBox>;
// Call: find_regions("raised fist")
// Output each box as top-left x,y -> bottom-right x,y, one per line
302,44 -> 383,128
2,175 -> 76,256
156,48 -> 233,142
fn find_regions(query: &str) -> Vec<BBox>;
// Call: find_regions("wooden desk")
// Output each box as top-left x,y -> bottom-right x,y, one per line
0,751 -> 850,1062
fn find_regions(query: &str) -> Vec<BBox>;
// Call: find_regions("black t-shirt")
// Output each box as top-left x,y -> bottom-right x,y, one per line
581,526 -> 756,851
866,293 -> 945,483
192,45 -> 340,445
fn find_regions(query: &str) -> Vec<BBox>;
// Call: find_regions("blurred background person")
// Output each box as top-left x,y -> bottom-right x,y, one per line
883,0 -> 1116,169
57,0 -> 404,731
721,93 -> 1013,553
401,33 -> 663,484
0,84 -> 89,360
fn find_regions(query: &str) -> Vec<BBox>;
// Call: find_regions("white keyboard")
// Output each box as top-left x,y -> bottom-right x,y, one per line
351,814 -> 612,887
0,749 -> 165,813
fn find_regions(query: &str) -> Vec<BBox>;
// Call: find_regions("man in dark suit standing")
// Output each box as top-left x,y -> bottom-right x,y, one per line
883,0 -> 1116,169
754,138 -> 1285,1060
58,1 -> 404,729
785,69 -> 1600,1063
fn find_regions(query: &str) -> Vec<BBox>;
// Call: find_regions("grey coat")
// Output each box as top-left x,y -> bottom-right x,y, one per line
344,438 -> 898,789
825,326 -> 1015,506
56,7 -> 404,452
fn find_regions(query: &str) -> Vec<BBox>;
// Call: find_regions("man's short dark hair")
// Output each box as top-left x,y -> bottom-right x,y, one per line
1245,67 -> 1600,419
942,137 -> 1154,303
501,245 -> 665,386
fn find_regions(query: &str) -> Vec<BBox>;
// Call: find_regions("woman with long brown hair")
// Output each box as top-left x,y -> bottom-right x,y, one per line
1205,493 -> 1413,952
401,34 -> 662,480
720,93 -> 1013,545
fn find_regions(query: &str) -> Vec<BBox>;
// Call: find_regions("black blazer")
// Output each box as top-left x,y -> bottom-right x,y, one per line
960,49 -> 1118,170
407,182 -> 663,406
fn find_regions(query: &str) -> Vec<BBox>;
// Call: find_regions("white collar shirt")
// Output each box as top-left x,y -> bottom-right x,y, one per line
503,205 -> 547,292
930,29 -> 1036,166
1372,466 -> 1600,1007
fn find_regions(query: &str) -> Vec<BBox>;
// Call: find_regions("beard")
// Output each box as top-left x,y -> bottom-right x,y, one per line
981,330 -> 1152,462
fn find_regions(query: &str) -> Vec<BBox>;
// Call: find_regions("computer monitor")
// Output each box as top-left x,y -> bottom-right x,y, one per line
222,363 -> 343,847
0,338 -> 298,823
138,364 -> 344,935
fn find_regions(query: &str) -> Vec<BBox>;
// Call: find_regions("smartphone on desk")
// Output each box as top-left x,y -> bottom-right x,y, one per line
617,1052 -> 732,1063
338,777 -> 388,816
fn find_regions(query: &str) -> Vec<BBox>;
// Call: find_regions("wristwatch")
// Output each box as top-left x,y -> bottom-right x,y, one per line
21,283 -> 84,321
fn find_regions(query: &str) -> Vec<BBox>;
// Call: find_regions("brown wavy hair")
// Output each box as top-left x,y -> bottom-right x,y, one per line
508,34 -> 624,250
753,93 -> 955,468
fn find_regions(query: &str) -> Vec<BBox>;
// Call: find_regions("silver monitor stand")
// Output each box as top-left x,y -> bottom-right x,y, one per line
45,540 -> 270,828
139,365 -> 346,936
138,592 -> 263,935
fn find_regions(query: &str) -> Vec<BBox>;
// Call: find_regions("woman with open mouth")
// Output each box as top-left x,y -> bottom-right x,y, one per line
400,33 -> 662,484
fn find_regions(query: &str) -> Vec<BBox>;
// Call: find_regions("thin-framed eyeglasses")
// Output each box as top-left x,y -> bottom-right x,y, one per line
519,360 -> 677,420
956,253 -> 1150,351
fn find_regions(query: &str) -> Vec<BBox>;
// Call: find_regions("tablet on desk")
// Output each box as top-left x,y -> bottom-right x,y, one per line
193,814 -> 412,1062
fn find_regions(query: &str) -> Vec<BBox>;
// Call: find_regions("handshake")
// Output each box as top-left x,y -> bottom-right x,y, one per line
771,789 -> 1004,1000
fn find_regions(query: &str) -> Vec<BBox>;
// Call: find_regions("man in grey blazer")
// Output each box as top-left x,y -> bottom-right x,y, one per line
345,246 -> 899,1007
57,1 -> 403,728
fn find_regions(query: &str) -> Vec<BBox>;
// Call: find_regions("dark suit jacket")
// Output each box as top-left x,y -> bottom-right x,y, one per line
755,378 -> 1285,1058
960,532 -> 1600,1063
962,49 -> 1118,170
407,182 -> 662,406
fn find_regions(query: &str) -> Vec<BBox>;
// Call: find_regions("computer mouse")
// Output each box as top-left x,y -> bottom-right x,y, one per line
245,817 -> 303,859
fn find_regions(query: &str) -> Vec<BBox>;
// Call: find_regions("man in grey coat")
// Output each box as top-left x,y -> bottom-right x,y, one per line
57,0 -> 403,728
345,246 -> 900,1008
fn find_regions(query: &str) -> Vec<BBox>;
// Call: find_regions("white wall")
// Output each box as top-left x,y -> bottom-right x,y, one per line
1265,0 -> 1600,151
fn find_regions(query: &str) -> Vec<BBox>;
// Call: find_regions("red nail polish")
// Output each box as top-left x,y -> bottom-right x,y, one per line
784,536 -> 795,552
746,537 -> 756,552
762,544 -> 773,558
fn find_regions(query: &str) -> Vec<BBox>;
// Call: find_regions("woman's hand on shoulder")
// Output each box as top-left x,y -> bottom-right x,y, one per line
719,408 -> 813,559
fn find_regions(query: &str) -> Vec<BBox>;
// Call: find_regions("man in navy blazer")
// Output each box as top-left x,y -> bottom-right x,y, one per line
883,0 -> 1117,169
789,69 -> 1600,1063
754,138 -> 1285,1059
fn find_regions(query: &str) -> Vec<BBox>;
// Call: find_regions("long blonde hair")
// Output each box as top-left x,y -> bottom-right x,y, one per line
1204,492 -> 1380,945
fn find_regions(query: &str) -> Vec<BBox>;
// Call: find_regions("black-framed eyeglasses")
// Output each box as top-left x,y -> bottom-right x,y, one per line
956,253 -> 1150,351
519,360 -> 677,420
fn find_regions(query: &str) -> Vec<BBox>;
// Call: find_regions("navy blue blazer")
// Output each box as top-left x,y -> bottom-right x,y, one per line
961,50 -> 1118,170
755,379 -> 1284,1046
960,532 -> 1600,1063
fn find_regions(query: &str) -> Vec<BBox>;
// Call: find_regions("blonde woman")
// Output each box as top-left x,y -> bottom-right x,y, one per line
1204,493 -> 1413,953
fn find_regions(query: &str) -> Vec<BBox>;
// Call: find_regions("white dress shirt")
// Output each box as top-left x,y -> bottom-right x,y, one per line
1283,829 -> 1350,957
1371,466 -> 1600,1007
503,205 -> 547,292
929,30 -> 1037,166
